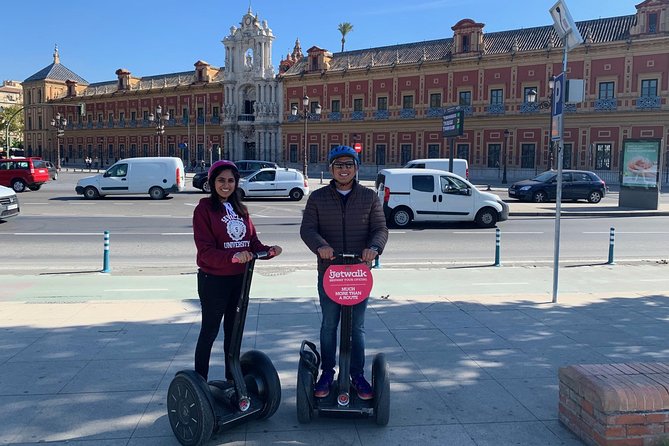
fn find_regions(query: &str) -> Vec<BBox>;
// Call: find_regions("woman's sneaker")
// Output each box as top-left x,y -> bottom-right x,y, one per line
314,369 -> 335,398
351,374 -> 374,400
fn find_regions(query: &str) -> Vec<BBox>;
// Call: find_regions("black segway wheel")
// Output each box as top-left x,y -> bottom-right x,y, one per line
296,351 -> 316,423
240,350 -> 282,420
167,372 -> 215,446
372,353 -> 390,426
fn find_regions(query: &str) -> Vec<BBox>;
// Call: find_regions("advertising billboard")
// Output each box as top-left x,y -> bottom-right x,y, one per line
621,139 -> 661,188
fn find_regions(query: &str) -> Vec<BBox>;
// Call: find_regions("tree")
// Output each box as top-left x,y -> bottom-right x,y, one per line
0,104 -> 24,150
338,22 -> 353,52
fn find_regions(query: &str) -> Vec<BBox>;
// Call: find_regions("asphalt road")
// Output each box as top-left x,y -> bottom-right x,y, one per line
1,172 -> 668,274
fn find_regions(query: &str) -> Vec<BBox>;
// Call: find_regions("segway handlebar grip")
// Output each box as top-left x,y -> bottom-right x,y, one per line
231,251 -> 270,263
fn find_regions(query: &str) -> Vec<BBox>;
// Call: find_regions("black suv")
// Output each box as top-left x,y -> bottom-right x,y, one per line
508,170 -> 606,203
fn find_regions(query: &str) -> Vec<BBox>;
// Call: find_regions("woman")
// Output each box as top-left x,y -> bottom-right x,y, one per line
192,160 -> 282,381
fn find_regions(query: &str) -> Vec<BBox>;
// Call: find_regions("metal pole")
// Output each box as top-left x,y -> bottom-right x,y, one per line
303,109 -> 308,178
607,227 -> 615,265
502,131 -> 508,184
102,230 -> 111,273
494,227 -> 501,267
552,44 -> 568,304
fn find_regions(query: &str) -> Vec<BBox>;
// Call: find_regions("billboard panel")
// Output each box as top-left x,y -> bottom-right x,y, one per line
621,139 -> 661,188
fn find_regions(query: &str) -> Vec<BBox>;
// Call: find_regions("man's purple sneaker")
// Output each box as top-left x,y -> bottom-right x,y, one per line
314,369 -> 335,398
351,374 -> 373,400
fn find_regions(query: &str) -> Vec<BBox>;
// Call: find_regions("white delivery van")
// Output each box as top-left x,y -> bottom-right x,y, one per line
75,157 -> 185,200
403,158 -> 469,179
376,168 -> 508,228
238,167 -> 309,200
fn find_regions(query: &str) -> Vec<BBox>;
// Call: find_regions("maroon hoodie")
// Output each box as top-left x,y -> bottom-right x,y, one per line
193,197 -> 271,276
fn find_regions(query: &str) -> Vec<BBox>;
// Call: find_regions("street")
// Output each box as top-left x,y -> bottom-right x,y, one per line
1,172 -> 668,274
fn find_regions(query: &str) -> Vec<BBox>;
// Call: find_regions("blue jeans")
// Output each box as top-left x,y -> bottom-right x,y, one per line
318,272 -> 368,377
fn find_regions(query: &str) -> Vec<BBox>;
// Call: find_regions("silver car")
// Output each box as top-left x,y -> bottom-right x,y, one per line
0,185 -> 20,220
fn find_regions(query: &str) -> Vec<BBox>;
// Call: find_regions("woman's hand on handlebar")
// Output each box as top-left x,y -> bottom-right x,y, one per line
268,245 -> 282,257
361,248 -> 379,263
232,251 -> 254,264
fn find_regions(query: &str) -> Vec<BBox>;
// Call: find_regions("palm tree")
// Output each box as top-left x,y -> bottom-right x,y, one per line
338,22 -> 353,52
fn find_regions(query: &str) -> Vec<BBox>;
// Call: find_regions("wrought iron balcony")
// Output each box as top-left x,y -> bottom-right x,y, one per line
460,105 -> 473,116
351,111 -> 365,121
238,114 -> 255,122
307,112 -> 321,121
399,108 -> 416,119
287,114 -> 300,122
427,107 -> 445,117
520,102 -> 540,113
594,98 -> 617,111
374,110 -> 390,120
210,116 -> 220,125
328,112 -> 342,122
486,103 -> 506,115
636,96 -> 661,110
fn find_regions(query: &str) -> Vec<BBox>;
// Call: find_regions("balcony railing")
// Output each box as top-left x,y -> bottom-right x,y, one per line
426,107 -> 445,117
520,102 -> 540,113
351,111 -> 365,121
486,103 -> 506,115
329,112 -> 341,122
594,98 -> 617,111
238,114 -> 255,122
210,116 -> 220,125
636,96 -> 661,110
461,105 -> 473,116
374,110 -> 390,120
399,108 -> 416,119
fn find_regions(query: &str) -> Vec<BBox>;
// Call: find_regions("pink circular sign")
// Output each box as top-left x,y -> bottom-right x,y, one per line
323,264 -> 374,306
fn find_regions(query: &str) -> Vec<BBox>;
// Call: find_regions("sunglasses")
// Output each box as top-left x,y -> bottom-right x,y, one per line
332,162 -> 356,169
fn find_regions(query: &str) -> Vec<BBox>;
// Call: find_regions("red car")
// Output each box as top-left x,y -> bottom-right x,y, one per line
0,157 -> 50,192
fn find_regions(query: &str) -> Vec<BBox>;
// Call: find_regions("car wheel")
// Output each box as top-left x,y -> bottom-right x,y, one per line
588,190 -> 602,203
475,207 -> 498,228
11,179 -> 26,193
149,187 -> 165,200
53,172 -> 58,181
391,207 -> 413,228
532,190 -> 548,203
83,186 -> 99,199
28,184 -> 42,191
289,188 -> 304,201
202,181 -> 211,193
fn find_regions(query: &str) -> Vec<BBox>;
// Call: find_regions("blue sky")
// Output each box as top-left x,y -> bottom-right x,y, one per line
3,0 -> 635,85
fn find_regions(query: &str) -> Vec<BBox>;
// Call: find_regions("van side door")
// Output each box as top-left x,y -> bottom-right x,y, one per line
439,175 -> 475,220
410,174 -> 440,222
100,163 -> 130,194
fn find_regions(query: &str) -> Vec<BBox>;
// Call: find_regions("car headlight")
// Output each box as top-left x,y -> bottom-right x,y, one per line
519,186 -> 531,191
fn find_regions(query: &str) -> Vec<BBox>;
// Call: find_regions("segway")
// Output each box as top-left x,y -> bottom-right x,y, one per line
296,253 -> 390,426
167,251 -> 281,446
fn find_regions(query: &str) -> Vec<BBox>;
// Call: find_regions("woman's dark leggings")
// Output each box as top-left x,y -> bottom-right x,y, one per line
194,271 -> 244,381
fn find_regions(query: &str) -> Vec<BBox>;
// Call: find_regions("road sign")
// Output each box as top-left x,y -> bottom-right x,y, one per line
442,110 -> 464,138
353,142 -> 363,153
551,72 -> 564,141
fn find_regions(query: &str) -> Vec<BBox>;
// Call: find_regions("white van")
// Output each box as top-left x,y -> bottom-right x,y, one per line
75,157 -> 185,200
403,158 -> 469,179
238,167 -> 309,200
376,168 -> 508,228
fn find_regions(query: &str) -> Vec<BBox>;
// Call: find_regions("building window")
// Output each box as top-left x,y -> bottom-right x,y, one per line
599,82 -> 615,99
131,111 -> 136,121
309,102 -> 319,114
289,144 -> 298,163
456,144 -> 469,160
119,112 -> 125,122
309,144 -> 318,163
377,97 -> 388,111
108,144 -> 114,160
649,13 -> 658,33
487,144 -> 501,168
130,144 -> 137,158
331,99 -> 340,113
182,108 -> 188,120
108,113 -> 114,126
490,89 -> 503,105
28,117 -> 32,130
197,107 -> 204,119
427,144 -> 440,158
142,144 -> 149,157
461,35 -> 469,52
595,143 -> 612,170
400,144 -> 412,165
38,116 -> 42,130
429,93 -> 442,108
98,114 -> 103,123
641,79 -> 658,97
523,87 -> 538,102
520,143 -> 535,168
212,106 -> 219,118
459,91 -> 472,106
353,98 -> 363,112
563,143 -> 573,169
119,144 -> 125,159
402,95 -> 414,110
375,144 -> 386,165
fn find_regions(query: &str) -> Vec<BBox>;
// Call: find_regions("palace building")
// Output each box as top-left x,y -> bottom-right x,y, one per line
20,2 -> 669,184
21,7 -> 281,169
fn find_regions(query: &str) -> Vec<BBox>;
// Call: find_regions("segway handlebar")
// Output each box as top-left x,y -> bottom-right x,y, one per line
231,250 -> 272,263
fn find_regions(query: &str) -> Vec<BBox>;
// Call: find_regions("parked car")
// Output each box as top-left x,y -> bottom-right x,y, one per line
508,170 -> 606,203
376,168 -> 508,228
403,158 -> 470,180
0,185 -> 20,220
0,157 -> 50,192
75,157 -> 185,200
192,160 -> 281,193
238,167 -> 309,200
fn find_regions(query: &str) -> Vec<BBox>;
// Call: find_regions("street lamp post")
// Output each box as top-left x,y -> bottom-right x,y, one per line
149,105 -> 169,157
291,95 -> 321,178
50,113 -> 67,170
527,76 -> 556,171
502,129 -> 510,184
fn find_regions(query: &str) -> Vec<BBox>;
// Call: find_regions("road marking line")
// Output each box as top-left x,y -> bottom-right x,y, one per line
472,282 -> 530,286
13,232 -> 102,236
103,288 -> 169,292
161,233 -> 193,235
454,231 -> 544,234
583,231 -> 669,234
640,279 -> 669,282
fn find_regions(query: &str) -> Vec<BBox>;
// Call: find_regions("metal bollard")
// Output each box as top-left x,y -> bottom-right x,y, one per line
373,255 -> 381,269
320,171 -> 324,184
494,227 -> 501,267
607,227 -> 615,265
102,230 -> 111,273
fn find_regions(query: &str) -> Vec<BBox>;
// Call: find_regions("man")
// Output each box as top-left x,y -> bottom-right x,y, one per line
300,145 -> 388,400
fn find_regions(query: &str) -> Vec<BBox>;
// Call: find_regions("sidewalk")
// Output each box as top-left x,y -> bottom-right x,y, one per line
2,264 -> 669,445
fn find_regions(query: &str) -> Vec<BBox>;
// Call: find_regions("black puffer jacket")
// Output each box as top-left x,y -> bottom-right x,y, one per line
300,180 -> 388,273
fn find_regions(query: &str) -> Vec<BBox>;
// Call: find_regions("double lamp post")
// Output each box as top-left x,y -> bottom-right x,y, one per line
291,95 -> 321,178
527,76 -> 556,172
149,105 -> 169,156
50,113 -> 67,170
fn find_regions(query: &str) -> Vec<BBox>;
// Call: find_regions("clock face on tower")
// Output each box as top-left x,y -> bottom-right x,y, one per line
245,17 -> 251,25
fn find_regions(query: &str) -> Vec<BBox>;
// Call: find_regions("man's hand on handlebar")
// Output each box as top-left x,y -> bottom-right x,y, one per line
317,245 -> 335,260
361,248 -> 379,263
